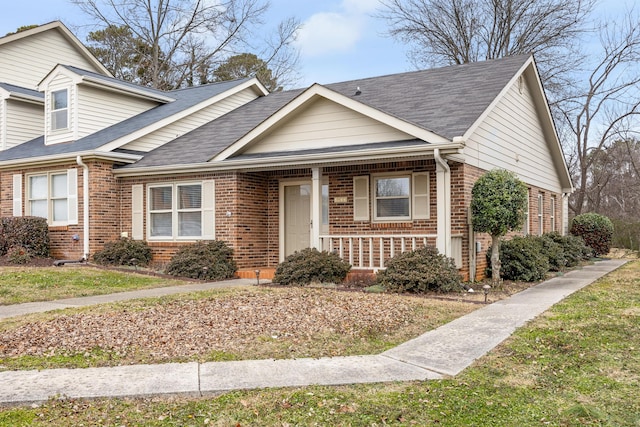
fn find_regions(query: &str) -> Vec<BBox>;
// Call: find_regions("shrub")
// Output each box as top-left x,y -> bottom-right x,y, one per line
544,232 -> 591,267
0,217 -> 50,257
539,233 -> 566,271
93,238 -> 152,267
494,236 -> 549,282
165,240 -> 237,280
376,246 -> 461,293
273,248 -> 351,286
570,213 -> 614,256
7,246 -> 31,265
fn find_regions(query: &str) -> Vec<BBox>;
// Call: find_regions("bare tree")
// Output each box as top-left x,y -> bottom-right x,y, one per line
558,14 -> 640,216
377,0 -> 595,94
72,0 -> 300,90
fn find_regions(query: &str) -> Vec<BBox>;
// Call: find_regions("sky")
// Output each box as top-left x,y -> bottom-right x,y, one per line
0,0 -> 630,88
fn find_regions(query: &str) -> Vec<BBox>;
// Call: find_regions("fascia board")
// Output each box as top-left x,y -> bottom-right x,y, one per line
78,77 -> 175,103
213,84 -> 450,161
97,79 -> 267,153
0,150 -> 141,170
114,141 -> 464,177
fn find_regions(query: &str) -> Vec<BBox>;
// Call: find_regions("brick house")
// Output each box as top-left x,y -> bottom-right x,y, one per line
0,22 -> 573,281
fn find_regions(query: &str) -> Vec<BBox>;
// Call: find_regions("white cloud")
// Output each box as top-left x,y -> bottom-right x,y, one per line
294,0 -> 382,58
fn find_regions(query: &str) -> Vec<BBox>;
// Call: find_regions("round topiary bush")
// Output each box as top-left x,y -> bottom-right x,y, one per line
492,236 -> 549,282
273,248 -> 351,286
165,240 -> 237,280
570,213 -> 614,257
376,246 -> 461,294
93,238 -> 152,266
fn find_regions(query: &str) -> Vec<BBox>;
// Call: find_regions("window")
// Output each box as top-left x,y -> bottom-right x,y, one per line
537,193 -> 544,236
374,176 -> 410,220
148,183 -> 206,239
523,189 -> 530,235
51,89 -> 68,130
550,196 -> 556,232
27,171 -> 76,225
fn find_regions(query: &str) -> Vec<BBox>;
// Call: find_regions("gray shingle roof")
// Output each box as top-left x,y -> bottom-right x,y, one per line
125,55 -> 530,169
0,77 -> 252,161
0,83 -> 44,99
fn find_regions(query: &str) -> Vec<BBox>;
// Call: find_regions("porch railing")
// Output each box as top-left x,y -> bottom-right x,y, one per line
319,234 -> 463,270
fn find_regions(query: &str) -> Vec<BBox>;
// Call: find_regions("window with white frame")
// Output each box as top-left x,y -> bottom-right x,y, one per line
537,193 -> 544,235
374,176 -> 411,220
149,183 -> 203,238
51,89 -> 68,130
28,172 -> 70,224
550,196 -> 556,232
523,189 -> 530,235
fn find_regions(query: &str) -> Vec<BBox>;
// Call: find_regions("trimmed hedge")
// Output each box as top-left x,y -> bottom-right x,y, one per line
93,238 -> 152,267
0,216 -> 50,258
376,246 -> 462,293
570,213 -> 614,256
273,248 -> 351,286
165,240 -> 237,280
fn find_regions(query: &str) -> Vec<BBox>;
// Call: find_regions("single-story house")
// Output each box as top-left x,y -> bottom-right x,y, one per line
0,22 -> 573,280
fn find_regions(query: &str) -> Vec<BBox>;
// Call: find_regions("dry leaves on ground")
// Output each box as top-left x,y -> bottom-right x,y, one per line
0,287 -> 472,365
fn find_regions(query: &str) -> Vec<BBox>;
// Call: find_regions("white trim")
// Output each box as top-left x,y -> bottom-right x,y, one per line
213,84 -> 450,161
372,173 -> 412,222
66,168 -> 78,225
12,173 -> 22,216
0,150 -> 142,170
353,175 -> 370,221
146,181 -> 208,241
131,184 -> 144,240
412,172 -> 430,220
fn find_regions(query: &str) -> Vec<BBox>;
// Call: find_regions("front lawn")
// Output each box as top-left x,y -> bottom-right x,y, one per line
0,260 -> 636,426
0,266 -> 189,305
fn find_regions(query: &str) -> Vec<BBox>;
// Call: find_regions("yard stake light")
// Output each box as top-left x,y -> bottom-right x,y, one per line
255,270 -> 261,285
483,284 -> 491,303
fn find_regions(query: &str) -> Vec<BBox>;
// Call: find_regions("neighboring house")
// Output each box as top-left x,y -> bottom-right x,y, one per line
0,22 -> 573,281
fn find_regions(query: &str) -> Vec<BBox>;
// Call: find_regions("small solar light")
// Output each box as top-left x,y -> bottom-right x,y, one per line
255,269 -> 261,285
483,284 -> 491,303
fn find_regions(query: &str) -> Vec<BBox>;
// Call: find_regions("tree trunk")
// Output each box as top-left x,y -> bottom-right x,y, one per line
491,235 -> 501,286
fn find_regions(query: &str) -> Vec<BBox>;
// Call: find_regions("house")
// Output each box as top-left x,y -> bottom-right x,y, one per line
0,22 -> 573,281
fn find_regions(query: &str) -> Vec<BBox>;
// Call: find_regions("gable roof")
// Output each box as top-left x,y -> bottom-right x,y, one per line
124,55 -> 531,170
0,21 -> 111,77
0,83 -> 44,103
0,77 -> 256,163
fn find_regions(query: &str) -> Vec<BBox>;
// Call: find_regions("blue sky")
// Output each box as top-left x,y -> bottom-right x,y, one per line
0,0 -> 629,88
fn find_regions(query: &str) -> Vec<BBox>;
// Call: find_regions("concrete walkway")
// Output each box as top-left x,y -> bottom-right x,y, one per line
0,259 -> 627,405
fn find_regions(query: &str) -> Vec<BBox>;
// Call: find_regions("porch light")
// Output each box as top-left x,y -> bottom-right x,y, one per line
483,284 -> 491,303
255,270 -> 261,285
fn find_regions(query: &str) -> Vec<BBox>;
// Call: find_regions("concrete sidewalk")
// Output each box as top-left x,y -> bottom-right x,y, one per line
0,259 -> 628,406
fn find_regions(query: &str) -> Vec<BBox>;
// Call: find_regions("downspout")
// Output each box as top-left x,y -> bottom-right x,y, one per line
434,148 -> 451,258
76,156 -> 90,260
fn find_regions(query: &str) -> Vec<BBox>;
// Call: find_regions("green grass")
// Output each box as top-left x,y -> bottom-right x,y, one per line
0,266 -> 189,305
0,260 -> 638,426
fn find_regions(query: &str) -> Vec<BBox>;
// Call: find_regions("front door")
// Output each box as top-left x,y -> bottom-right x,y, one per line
283,183 -> 311,257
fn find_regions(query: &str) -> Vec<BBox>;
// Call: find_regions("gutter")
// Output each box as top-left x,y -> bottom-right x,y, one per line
113,142 -> 466,177
76,156 -> 90,260
0,150 -> 141,170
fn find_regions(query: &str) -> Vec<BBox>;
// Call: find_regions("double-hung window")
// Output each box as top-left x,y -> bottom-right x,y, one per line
149,183 -> 204,239
51,89 -> 68,131
27,171 -> 76,225
538,193 -> 544,236
374,176 -> 411,220
550,196 -> 556,232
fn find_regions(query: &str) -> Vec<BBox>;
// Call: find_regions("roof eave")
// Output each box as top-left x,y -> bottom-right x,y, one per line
0,150 -> 142,170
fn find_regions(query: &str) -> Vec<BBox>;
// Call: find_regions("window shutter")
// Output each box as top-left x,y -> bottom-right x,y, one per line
67,168 -> 78,225
12,174 -> 22,217
132,185 -> 144,240
202,180 -> 216,239
353,176 -> 369,221
412,172 -> 429,219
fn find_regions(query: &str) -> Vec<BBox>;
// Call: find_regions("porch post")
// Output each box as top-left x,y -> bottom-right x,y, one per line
434,149 -> 451,257
311,167 -> 322,249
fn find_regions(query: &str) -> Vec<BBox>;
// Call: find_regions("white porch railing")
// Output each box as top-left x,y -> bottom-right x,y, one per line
319,234 -> 463,270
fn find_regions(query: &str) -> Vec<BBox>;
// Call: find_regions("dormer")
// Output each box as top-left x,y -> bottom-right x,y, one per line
38,65 -> 174,145
0,83 -> 44,151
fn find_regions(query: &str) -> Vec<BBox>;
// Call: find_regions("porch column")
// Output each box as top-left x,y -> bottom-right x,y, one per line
311,167 -> 322,249
434,149 -> 451,257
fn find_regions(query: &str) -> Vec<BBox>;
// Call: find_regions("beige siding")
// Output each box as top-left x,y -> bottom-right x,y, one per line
0,30 -> 101,90
241,97 -> 414,155
76,85 -> 158,140
465,79 -> 563,193
3,100 -> 43,150
122,88 -> 259,152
